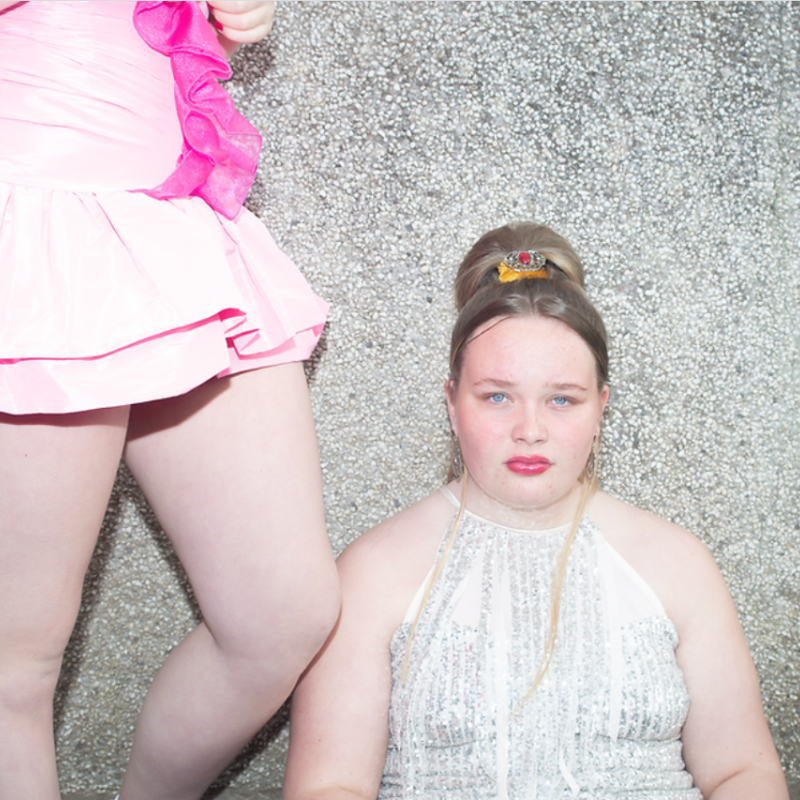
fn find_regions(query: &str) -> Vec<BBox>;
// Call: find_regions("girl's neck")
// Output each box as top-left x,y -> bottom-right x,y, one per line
450,478 -> 587,533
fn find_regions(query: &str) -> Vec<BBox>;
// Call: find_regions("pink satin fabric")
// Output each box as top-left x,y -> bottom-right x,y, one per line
0,1 -> 327,414
0,1 -> 183,190
134,0 -> 262,219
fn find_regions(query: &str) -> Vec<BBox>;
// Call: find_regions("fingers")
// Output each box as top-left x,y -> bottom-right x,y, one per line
208,0 -> 275,45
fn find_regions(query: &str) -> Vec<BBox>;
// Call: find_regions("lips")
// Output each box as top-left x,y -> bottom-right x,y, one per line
506,456 -> 552,476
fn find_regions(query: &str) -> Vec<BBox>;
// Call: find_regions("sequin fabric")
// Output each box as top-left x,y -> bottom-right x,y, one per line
379,511 -> 703,799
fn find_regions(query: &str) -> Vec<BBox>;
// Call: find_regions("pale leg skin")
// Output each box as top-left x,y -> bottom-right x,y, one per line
0,408 -> 130,800
0,362 -> 337,799
119,363 -> 339,800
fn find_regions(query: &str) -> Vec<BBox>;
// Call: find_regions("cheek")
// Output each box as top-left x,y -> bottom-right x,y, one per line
456,414 -> 504,462
557,419 -> 596,464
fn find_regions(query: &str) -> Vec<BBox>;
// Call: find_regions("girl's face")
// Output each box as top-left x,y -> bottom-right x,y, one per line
446,314 -> 608,529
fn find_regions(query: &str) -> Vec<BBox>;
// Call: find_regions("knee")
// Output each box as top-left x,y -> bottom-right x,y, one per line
0,607 -> 77,716
0,651 -> 63,716
208,556 -> 340,674
289,559 -> 341,657
260,557 -> 341,665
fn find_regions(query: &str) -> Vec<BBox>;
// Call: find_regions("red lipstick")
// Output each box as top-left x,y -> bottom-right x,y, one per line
506,456 -> 552,475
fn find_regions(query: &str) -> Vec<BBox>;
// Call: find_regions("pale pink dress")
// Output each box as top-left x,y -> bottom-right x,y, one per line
0,0 -> 328,413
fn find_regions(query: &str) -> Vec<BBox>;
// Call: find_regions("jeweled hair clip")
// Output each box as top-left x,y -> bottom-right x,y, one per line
497,251 -> 549,283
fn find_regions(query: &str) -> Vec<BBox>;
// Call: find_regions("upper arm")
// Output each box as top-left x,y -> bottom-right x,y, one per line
663,535 -> 786,797
591,494 -> 786,798
284,546 -> 395,800
283,500 -> 447,800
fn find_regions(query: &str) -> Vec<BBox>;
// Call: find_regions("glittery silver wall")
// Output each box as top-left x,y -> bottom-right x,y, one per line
56,3 -> 799,797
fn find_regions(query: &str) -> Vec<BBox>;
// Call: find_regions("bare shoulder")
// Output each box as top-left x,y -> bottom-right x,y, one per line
586,493 -> 786,796
337,488 -> 456,631
588,491 -> 728,627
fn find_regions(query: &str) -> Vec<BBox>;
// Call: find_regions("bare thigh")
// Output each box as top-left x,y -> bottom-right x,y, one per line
0,408 -> 129,679
124,364 -> 335,657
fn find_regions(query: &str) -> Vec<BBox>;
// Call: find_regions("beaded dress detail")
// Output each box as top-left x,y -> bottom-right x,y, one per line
380,495 -> 702,799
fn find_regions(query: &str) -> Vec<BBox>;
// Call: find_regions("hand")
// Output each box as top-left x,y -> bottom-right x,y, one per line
207,1 -> 275,56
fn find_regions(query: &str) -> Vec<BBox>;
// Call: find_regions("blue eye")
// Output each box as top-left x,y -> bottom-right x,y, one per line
552,396 -> 570,407
488,393 -> 507,404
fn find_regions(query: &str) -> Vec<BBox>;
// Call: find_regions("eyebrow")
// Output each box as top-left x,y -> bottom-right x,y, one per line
473,378 -> 517,388
472,379 -> 590,392
545,382 -> 589,392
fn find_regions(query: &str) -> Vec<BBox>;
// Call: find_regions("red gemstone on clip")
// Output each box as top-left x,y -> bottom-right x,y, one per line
518,252 -> 531,265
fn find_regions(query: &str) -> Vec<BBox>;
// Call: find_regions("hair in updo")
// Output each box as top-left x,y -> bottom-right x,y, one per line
450,222 -> 608,391
404,222 -> 610,701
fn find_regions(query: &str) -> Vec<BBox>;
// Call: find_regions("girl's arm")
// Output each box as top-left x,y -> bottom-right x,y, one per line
207,0 -> 274,58
672,538 -> 788,799
591,493 -> 787,799
283,540 -> 396,800
284,496 -> 451,800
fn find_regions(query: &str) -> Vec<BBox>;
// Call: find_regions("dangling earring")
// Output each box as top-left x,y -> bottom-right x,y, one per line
585,434 -> 600,481
451,433 -> 463,480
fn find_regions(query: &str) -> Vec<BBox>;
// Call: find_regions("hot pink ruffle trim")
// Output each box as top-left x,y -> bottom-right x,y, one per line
133,0 -> 261,220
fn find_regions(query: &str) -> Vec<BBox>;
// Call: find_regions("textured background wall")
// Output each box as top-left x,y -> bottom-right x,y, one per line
56,3 -> 799,798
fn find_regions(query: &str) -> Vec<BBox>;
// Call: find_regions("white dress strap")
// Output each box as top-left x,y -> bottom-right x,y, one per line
439,485 -> 460,508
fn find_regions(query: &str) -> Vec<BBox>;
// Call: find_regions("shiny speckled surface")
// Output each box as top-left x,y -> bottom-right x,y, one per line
54,3 -> 798,796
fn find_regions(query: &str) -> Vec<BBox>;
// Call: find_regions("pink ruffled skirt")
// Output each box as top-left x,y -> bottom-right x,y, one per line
0,1 -> 328,414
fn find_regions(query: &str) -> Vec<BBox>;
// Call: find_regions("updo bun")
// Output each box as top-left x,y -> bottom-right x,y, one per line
450,222 -> 608,388
454,222 -> 585,310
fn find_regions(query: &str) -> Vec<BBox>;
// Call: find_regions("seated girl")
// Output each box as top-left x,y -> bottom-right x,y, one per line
283,222 -> 788,800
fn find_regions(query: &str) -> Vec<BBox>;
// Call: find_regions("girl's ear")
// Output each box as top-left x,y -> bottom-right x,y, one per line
599,383 -> 610,417
594,384 -> 609,438
445,379 -> 458,435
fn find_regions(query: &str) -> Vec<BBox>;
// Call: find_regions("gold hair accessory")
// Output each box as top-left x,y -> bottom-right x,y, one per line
497,250 -> 548,283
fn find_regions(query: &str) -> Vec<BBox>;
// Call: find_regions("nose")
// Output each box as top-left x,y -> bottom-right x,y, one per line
513,403 -> 547,444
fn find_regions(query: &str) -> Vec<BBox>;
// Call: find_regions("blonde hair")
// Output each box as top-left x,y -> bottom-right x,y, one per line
404,222 -> 608,701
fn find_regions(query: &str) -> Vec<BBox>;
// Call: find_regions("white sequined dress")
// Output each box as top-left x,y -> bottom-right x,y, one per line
379,489 -> 703,799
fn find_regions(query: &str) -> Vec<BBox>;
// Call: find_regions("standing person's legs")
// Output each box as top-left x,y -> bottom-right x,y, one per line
0,408 -> 130,800
120,363 -> 339,800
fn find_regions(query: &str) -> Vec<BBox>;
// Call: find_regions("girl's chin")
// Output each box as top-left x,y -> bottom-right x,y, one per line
466,479 -> 583,523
